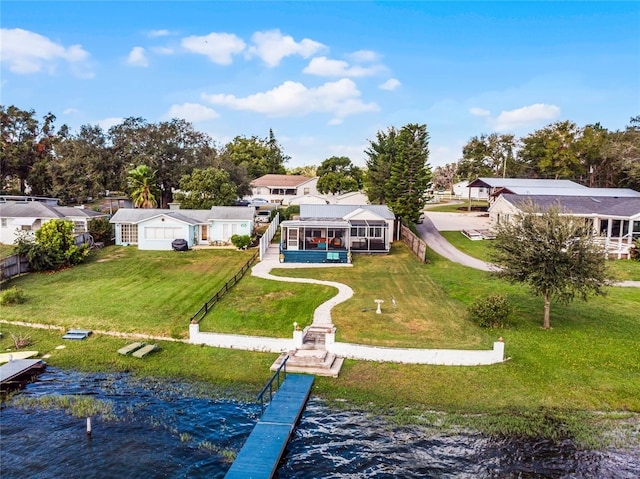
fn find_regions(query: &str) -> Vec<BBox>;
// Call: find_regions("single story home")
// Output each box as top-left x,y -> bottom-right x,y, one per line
279,204 -> 395,263
0,201 -> 108,245
110,206 -> 255,250
249,174 -> 320,205
489,193 -> 640,259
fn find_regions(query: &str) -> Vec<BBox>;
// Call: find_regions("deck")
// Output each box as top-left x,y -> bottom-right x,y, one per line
225,374 -> 314,479
0,359 -> 46,388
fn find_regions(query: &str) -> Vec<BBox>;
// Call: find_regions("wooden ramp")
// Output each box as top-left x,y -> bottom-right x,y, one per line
225,374 -> 314,479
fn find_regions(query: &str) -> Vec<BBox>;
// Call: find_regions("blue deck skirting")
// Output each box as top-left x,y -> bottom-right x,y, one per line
281,249 -> 347,263
225,374 -> 314,479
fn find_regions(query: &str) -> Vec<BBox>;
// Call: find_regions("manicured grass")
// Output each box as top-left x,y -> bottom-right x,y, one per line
1,246 -> 255,339
425,200 -> 488,212
440,230 -> 494,262
2,241 -> 639,441
271,246 -> 495,349
200,275 -> 337,336
0,244 -> 16,258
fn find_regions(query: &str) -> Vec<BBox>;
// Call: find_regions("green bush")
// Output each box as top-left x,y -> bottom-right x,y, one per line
630,239 -> 640,261
88,217 -> 114,244
0,287 -> 27,306
468,294 -> 512,328
230,234 -> 252,249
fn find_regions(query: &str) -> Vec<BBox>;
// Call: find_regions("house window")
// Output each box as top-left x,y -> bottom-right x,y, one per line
303,187 -> 310,195
1,219 -> 7,227
350,226 -> 367,237
21,225 -> 33,231
369,227 -> 383,238
144,227 -> 182,240
73,221 -> 87,233
120,224 -> 138,244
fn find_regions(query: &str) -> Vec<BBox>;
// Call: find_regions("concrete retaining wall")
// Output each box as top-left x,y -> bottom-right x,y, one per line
189,323 -> 292,353
325,333 -> 505,366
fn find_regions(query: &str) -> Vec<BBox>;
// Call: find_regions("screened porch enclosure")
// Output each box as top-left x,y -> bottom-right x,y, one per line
279,218 -> 390,261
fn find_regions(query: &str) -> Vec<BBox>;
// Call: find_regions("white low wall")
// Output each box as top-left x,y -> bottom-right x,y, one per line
189,323 -> 292,353
325,333 -> 505,366
190,324 -> 505,366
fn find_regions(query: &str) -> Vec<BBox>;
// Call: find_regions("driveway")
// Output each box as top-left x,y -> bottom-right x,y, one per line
415,213 -> 496,271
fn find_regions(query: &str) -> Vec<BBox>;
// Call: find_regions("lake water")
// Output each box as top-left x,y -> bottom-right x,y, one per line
1,368 -> 638,478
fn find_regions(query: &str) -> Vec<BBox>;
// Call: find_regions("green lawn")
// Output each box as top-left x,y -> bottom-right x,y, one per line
2,241 -> 639,436
0,244 -> 16,258
425,200 -> 488,213
1,246 -> 255,339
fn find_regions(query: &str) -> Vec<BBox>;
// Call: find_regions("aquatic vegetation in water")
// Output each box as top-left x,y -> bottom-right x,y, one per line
10,394 -> 118,421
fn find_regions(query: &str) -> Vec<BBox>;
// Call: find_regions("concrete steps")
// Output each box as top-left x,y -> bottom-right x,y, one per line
270,328 -> 343,377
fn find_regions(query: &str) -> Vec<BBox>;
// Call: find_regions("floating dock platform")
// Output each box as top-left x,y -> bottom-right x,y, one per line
225,373 -> 314,479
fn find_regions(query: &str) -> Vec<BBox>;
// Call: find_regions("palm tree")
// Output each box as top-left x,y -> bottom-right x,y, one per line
128,165 -> 159,208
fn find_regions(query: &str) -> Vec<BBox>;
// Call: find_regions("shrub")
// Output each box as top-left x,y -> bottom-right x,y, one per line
630,239 -> 640,261
88,217 -> 114,244
0,286 -> 27,306
468,294 -> 512,328
230,234 -> 252,249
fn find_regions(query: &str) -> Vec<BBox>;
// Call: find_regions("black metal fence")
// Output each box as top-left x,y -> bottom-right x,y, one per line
257,355 -> 288,415
189,250 -> 259,324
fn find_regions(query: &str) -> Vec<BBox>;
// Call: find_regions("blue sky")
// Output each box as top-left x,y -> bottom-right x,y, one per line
1,1 -> 638,169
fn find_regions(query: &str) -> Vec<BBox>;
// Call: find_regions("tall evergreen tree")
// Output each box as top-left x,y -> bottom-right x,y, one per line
364,126 -> 398,204
386,123 -> 432,223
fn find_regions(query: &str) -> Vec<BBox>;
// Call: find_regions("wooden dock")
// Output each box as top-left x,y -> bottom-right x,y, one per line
0,359 -> 46,389
225,373 -> 314,479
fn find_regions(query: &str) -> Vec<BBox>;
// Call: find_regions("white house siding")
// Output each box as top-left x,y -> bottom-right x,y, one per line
487,196 -> 518,225
210,219 -> 252,243
137,216 -> 193,250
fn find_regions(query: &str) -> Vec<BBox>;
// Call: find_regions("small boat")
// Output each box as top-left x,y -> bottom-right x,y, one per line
0,351 -> 39,364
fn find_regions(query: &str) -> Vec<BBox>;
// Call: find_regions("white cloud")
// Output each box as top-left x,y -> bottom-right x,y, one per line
469,107 -> 491,117
151,46 -> 174,55
246,29 -> 325,67
95,117 -> 123,131
147,29 -> 171,38
127,46 -> 149,67
493,103 -> 561,131
164,103 -> 219,122
303,56 -> 382,77
202,78 -> 379,122
181,32 -> 246,65
346,50 -> 380,63
379,78 -> 401,91
0,28 -> 93,77
63,108 -> 80,115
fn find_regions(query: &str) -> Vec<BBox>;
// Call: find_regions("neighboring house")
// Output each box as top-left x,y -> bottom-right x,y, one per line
467,178 -> 588,204
489,193 -> 640,259
333,190 -> 370,205
110,206 -> 255,250
452,181 -> 489,200
279,204 -> 395,263
249,174 -> 320,205
0,201 -> 107,245
287,194 -> 330,206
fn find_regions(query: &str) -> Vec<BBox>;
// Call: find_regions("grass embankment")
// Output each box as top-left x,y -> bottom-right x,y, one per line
2,242 -> 639,443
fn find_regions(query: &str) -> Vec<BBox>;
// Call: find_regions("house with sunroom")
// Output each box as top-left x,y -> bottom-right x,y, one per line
278,204 -> 395,263
489,193 -> 640,259
0,201 -> 107,245
110,206 -> 255,250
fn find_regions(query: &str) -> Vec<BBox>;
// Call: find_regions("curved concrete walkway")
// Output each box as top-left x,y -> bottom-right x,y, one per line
251,244 -> 354,328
